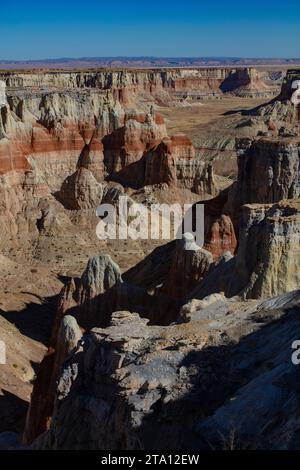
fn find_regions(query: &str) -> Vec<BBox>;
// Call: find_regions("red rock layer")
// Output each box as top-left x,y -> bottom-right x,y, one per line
103,110 -> 168,176
201,190 -> 238,260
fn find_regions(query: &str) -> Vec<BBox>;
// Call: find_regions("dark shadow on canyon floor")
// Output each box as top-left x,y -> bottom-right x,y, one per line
0,295 -> 59,345
0,390 -> 28,434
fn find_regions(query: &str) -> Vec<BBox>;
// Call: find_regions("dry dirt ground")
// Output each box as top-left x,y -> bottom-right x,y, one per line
159,97 -> 268,178
158,97 -> 267,137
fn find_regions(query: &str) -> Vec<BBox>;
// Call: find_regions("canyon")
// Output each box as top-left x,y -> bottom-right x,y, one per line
0,66 -> 299,450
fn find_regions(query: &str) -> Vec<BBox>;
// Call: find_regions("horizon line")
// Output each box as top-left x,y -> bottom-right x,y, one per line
1,56 -> 300,63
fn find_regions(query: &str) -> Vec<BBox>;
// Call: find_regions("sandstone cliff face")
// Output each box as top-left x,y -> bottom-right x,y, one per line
0,169 -> 72,249
0,89 -> 124,243
0,82 -> 215,250
279,69 -> 300,101
23,251 -> 184,444
193,199 -> 300,300
23,206 -> 300,447
55,168 -> 104,210
144,135 -> 216,195
102,111 -> 216,194
23,227 -> 220,444
234,199 -> 300,299
31,291 -> 300,450
202,189 -> 238,260
23,254 -> 123,444
103,109 -> 168,182
254,69 -> 300,127
220,68 -> 271,98
201,136 -> 300,262
234,138 -> 300,206
0,91 -> 124,186
166,234 -> 213,299
189,132 -> 300,298
0,67 -> 275,104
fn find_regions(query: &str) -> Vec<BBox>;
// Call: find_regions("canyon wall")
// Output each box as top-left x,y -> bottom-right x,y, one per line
4,69 -> 297,450
30,291 -> 300,450
0,80 -> 217,250
0,67 -> 276,103
233,137 -> 300,207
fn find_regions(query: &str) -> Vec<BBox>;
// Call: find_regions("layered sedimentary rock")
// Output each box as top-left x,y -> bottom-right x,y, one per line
254,69 -> 300,127
144,135 -> 216,195
102,109 -> 168,185
0,81 -> 216,250
23,251 -> 183,444
24,227 -> 220,444
234,199 -> 300,298
234,137 -> 300,206
103,111 -> 216,194
192,199 -> 300,300
0,169 -> 72,248
0,90 -> 121,245
0,67 -> 276,105
220,68 -> 271,98
188,70 -> 293,178
201,135 -> 300,261
23,254 -> 122,444
2,68 -> 300,451
122,151 -> 300,303
202,189 -> 238,259
186,130 -> 300,296
22,192 -> 300,446
31,291 -> 300,450
0,90 -> 123,185
279,69 -> 300,101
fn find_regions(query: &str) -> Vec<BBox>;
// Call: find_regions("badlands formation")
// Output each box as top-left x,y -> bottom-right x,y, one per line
0,67 -> 299,450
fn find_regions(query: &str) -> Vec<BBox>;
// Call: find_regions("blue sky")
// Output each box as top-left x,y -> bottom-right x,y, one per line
0,0 -> 299,60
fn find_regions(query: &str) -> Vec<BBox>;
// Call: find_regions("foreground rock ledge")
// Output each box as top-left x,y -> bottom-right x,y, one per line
31,290 -> 300,450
